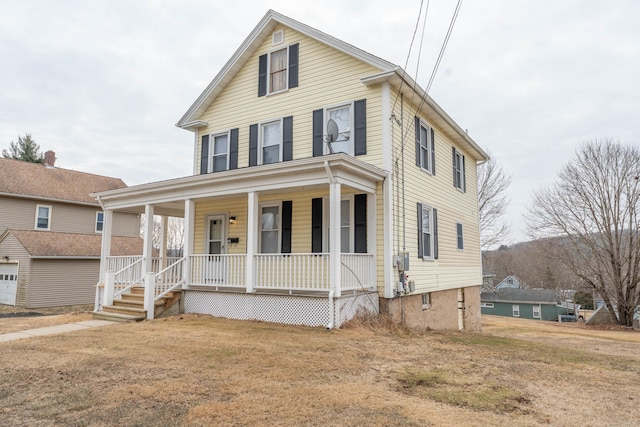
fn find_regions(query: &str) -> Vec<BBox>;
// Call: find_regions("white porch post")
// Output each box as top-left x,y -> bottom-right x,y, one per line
160,215 -> 168,269
246,191 -> 258,293
99,209 -> 113,284
97,210 -> 113,311
182,199 -> 194,289
142,205 -> 155,273
142,205 -> 155,316
368,191 -> 377,290
330,182 -> 342,298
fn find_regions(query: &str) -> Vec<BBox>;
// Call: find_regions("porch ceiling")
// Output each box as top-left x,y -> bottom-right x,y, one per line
93,154 -> 387,213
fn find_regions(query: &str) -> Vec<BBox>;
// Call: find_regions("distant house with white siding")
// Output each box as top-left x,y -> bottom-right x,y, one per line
0,154 -> 141,308
92,10 -> 489,330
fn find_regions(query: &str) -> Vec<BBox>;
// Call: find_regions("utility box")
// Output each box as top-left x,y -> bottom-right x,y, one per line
408,280 -> 415,293
396,252 -> 410,272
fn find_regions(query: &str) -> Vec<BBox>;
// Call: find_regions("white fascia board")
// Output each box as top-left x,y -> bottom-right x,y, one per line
0,192 -> 100,208
362,69 -> 489,162
176,10 -> 396,128
95,155 -> 386,210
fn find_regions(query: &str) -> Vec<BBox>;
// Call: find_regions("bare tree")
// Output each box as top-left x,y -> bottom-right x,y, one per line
526,140 -> 640,326
139,216 -> 185,256
478,154 -> 511,249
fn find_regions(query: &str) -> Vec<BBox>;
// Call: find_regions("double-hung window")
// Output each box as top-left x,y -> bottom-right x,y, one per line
321,197 -> 354,252
325,103 -> 353,155
258,43 -> 299,97
210,132 -> 230,172
96,212 -> 104,233
416,118 -> 435,174
456,222 -> 464,250
533,305 -> 541,319
512,305 -> 520,317
260,204 -> 281,253
417,203 -> 438,260
260,119 -> 282,164
312,99 -> 366,157
200,129 -> 238,174
269,47 -> 288,93
453,147 -> 466,192
35,204 -> 51,230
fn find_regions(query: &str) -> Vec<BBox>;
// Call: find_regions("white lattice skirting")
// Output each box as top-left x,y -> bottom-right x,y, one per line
183,291 -> 379,328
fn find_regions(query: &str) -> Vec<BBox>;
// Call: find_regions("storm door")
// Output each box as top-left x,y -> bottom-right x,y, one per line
205,214 -> 227,283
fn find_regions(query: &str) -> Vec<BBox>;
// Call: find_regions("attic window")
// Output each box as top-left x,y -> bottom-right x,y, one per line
272,29 -> 284,46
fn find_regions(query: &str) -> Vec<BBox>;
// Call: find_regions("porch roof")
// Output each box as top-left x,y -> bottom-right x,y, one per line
92,154 -> 386,215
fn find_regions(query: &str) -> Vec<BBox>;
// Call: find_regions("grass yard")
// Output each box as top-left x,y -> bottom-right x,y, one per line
0,313 -> 638,426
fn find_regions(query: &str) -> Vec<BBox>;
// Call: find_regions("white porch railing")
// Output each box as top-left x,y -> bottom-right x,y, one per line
112,257 -> 145,298
341,254 -> 376,291
190,255 -> 246,288
255,253 -> 331,292
154,258 -> 186,299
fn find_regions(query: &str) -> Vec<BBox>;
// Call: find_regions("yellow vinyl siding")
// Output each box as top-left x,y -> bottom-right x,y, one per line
388,89 -> 482,293
196,25 -> 385,173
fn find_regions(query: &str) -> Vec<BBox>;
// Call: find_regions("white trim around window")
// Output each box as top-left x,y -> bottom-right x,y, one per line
324,101 -> 354,156
418,120 -> 434,174
259,118 -> 283,165
259,202 -> 282,254
95,211 -> 104,233
208,130 -> 231,173
267,45 -> 289,95
453,147 -> 466,192
420,203 -> 435,260
35,204 -> 51,230
512,304 -> 520,317
533,305 -> 541,319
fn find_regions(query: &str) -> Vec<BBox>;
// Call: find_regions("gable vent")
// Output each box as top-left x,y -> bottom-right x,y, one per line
272,29 -> 284,46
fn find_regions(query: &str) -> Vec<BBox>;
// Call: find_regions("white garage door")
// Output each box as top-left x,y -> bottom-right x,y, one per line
0,263 -> 18,306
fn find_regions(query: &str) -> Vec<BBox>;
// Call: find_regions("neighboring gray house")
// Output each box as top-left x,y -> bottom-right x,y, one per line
481,288 -> 573,321
0,154 -> 141,307
495,275 -> 522,290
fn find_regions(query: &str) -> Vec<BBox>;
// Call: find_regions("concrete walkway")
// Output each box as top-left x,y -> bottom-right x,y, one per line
0,319 -> 118,343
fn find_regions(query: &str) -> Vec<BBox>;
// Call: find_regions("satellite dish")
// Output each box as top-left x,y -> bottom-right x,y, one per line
327,119 -> 339,143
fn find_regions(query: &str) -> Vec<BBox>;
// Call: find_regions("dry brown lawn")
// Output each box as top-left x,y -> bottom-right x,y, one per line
0,313 -> 638,426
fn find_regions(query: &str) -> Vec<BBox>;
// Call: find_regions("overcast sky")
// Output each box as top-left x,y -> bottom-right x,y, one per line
1,0 -> 638,244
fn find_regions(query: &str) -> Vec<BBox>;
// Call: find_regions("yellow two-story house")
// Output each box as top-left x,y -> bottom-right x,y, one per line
93,10 -> 488,330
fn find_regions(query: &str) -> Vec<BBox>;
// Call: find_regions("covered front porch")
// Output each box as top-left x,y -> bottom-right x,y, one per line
94,154 -> 386,328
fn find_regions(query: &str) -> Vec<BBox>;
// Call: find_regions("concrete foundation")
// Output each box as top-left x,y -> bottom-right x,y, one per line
380,286 -> 481,332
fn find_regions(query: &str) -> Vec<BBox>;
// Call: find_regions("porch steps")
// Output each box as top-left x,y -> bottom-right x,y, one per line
93,286 -> 181,322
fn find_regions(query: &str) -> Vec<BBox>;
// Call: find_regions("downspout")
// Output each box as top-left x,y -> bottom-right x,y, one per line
327,290 -> 335,329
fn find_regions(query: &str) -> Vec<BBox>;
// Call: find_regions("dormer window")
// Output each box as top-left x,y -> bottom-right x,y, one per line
258,43 -> 299,97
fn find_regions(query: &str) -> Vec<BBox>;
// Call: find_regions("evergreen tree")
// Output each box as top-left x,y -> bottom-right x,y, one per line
2,133 -> 44,163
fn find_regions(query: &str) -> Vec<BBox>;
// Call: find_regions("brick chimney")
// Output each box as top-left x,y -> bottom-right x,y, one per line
44,150 -> 56,168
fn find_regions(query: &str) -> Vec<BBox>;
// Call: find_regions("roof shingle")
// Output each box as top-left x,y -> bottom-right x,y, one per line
0,157 -> 126,204
3,229 -> 144,257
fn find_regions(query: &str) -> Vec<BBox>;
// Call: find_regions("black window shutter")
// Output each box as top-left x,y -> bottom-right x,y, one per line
200,135 -> 209,174
311,198 -> 323,253
283,116 -> 293,161
288,43 -> 299,89
258,54 -> 267,97
462,155 -> 466,192
281,201 -> 292,253
430,128 -> 436,174
312,109 -> 324,157
354,99 -> 367,156
433,208 -> 439,259
249,124 -> 258,166
415,117 -> 421,167
417,202 -> 423,259
354,194 -> 367,253
229,128 -> 239,170
452,147 -> 457,187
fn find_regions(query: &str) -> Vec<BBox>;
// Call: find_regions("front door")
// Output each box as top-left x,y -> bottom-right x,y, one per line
206,215 -> 227,283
